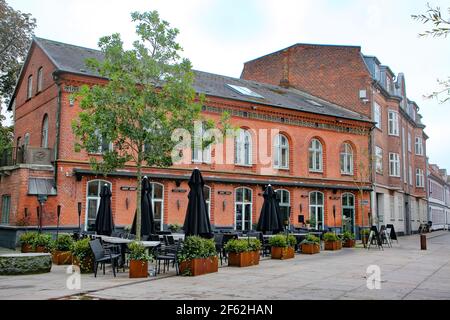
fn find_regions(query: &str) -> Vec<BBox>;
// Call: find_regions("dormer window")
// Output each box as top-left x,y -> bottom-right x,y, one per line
27,75 -> 33,99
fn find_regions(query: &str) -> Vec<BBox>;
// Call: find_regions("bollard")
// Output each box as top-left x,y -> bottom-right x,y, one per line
420,234 -> 427,250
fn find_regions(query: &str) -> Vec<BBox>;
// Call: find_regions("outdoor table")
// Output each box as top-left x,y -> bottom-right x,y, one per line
102,237 -> 161,268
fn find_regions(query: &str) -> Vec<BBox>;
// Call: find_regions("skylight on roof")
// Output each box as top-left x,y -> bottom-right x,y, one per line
227,84 -> 264,99
306,99 -> 323,107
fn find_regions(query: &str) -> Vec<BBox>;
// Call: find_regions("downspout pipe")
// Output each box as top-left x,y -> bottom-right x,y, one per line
53,72 -> 62,192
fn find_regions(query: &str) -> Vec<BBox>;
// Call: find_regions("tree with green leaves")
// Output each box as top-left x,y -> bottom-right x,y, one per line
412,3 -> 450,103
72,11 -> 217,239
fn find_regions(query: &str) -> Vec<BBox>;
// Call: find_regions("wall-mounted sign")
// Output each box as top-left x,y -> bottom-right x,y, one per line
360,200 -> 370,206
218,191 -> 232,195
121,186 -> 137,191
63,85 -> 80,93
172,188 -> 187,193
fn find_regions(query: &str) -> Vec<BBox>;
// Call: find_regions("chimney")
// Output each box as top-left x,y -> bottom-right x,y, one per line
279,49 -> 290,88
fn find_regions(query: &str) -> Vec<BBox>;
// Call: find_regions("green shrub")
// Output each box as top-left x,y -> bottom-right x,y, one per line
342,231 -> 355,241
269,234 -> 297,248
168,224 -> 182,233
31,233 -> 54,251
323,232 -> 340,242
177,236 -> 217,262
224,239 -> 261,253
53,234 -> 74,252
71,238 -> 93,261
19,232 -> 39,245
360,229 -> 371,236
301,234 -> 320,245
128,241 -> 152,262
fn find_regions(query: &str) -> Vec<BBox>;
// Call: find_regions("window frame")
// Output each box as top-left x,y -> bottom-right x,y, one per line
234,187 -> 253,231
415,136 -> 424,156
1,195 -> 11,225
41,114 -> 49,148
389,153 -> 400,177
388,110 -> 399,136
235,129 -> 252,166
273,134 -> 289,169
37,67 -> 43,93
340,143 -> 354,175
27,75 -> 33,99
308,138 -> 323,173
375,146 -> 383,174
374,102 -> 382,130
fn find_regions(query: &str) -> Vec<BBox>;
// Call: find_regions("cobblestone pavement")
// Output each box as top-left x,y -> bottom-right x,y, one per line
1,231 -> 450,300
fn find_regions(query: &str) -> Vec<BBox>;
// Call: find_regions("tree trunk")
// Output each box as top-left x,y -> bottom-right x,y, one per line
136,164 -> 142,241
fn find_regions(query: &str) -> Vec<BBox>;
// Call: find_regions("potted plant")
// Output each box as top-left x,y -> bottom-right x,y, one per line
342,231 -> 356,248
269,234 -> 297,260
19,232 -> 39,253
300,234 -> 321,254
224,239 -> 261,267
71,238 -> 94,273
32,233 -> 54,253
177,236 -> 218,276
128,241 -> 152,278
360,229 -> 371,245
52,234 -> 74,265
168,224 -> 182,233
323,232 -> 342,251
305,219 -> 311,229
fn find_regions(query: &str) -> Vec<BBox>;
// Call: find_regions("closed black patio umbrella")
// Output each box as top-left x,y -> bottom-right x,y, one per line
183,168 -> 212,238
95,184 -> 114,236
131,176 -> 156,237
257,185 -> 284,234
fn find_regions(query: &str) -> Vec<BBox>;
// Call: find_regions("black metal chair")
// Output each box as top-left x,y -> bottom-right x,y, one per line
154,242 -> 180,275
149,234 -> 160,241
89,239 -> 121,277
214,233 -> 224,265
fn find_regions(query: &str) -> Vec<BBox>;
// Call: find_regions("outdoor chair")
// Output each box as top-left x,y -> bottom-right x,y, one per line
111,231 -> 121,238
141,235 -> 150,241
127,234 -> 136,240
214,233 -> 224,265
154,242 -> 180,275
89,239 -> 121,277
149,234 -> 160,241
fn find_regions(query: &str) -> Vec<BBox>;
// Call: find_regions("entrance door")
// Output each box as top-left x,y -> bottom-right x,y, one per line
405,200 -> 411,235
342,193 -> 355,233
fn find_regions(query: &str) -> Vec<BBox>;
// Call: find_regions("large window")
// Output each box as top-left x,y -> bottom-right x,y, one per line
309,139 -> 323,172
389,153 -> 400,177
41,114 -> 49,148
192,122 -> 211,164
204,185 -> 211,218
235,129 -> 252,166
388,111 -> 399,136
309,191 -> 324,230
375,146 -> 383,174
340,143 -> 353,175
37,67 -> 43,93
1,195 -> 11,225
27,75 -> 33,99
415,137 -> 423,156
151,183 -> 164,231
275,189 -> 290,226
235,187 -> 252,231
273,134 -> 289,169
342,193 -> 355,233
407,132 -> 412,153
374,102 -> 381,129
416,169 -> 425,188
89,129 -> 112,154
86,180 -> 112,231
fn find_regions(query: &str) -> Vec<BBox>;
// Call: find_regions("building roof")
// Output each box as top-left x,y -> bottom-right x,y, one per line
24,37 -> 371,123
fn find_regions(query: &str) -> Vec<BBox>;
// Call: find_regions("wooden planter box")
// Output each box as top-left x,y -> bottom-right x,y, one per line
228,251 -> 260,267
52,251 -> 73,265
72,256 -> 94,274
21,244 -> 35,253
301,243 -> 320,254
129,260 -> 148,278
179,257 -> 218,276
324,240 -> 342,251
271,246 -> 295,260
343,239 -> 356,248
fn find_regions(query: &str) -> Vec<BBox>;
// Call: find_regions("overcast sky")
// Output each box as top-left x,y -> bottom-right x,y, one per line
4,0 -> 450,169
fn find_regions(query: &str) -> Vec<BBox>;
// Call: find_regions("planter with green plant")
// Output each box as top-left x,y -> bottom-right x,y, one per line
224,239 -> 261,267
341,231 -> 356,248
300,234 -> 321,254
52,234 -> 74,265
269,234 -> 297,260
19,232 -> 39,253
31,233 -> 54,253
323,232 -> 342,251
71,238 -> 94,273
128,241 -> 153,278
177,236 -> 218,276
360,229 -> 371,245
168,224 -> 182,233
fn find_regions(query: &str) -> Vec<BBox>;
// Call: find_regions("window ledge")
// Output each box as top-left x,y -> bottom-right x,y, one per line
341,172 -> 354,176
274,167 -> 290,171
309,170 -> 323,174
235,164 -> 253,168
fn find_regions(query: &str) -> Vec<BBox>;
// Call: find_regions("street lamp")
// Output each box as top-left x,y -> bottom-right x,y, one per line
56,205 -> 61,238
37,194 -> 48,233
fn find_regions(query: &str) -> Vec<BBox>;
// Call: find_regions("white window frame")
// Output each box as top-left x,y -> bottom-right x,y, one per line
374,102 -> 381,130
388,110 -> 399,136
408,132 -> 412,153
309,139 -> 323,173
415,137 -> 423,156
89,129 -> 113,154
375,146 -> 383,174
409,166 -> 413,186
276,189 -> 291,226
235,129 -> 252,166
273,134 -> 289,169
235,187 -> 253,231
416,169 -> 425,188
85,180 -> 112,231
41,115 -> 49,148
204,185 -> 211,218
389,153 -> 400,177
192,122 -> 212,164
151,182 -> 165,231
309,191 -> 324,230
340,143 -> 354,175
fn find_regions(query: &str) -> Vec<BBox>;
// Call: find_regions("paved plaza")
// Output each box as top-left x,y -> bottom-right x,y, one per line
1,231 -> 450,300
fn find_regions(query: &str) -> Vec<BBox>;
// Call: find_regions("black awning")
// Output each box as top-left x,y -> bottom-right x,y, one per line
28,178 -> 57,196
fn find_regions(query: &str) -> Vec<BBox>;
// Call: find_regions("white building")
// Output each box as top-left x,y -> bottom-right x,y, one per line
428,164 -> 449,230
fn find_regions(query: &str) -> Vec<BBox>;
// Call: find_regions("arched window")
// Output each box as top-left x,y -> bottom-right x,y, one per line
275,189 -> 291,226
235,187 -> 252,231
27,75 -> 33,99
340,143 -> 353,175
151,182 -> 164,231
235,129 -> 252,166
309,139 -> 323,172
37,67 -> 43,92
309,191 -> 324,230
342,193 -> 355,233
41,114 -> 49,148
273,134 -> 289,169
86,180 -> 112,231
204,185 -> 211,218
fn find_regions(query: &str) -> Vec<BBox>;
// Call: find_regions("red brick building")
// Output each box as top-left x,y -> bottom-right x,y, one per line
0,38 -> 373,247
242,43 -> 429,235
